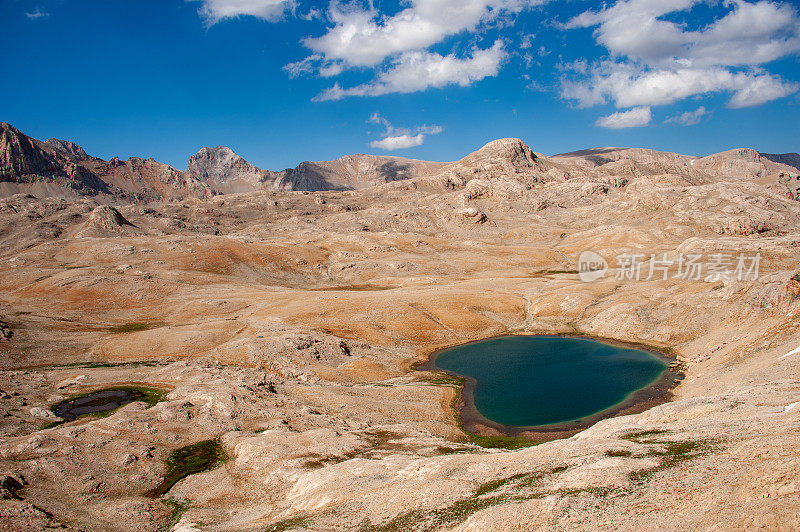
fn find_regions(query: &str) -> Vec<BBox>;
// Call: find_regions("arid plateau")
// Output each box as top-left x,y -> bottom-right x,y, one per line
0,122 -> 799,530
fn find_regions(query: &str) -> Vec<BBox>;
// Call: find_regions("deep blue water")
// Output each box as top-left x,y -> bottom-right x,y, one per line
433,336 -> 668,427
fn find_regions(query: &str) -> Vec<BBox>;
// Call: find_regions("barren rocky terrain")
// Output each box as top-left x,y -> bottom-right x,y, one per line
0,124 -> 799,530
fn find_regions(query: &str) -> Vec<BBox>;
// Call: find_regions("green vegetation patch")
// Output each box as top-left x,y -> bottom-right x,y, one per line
621,429 -> 669,443
57,385 -> 164,408
629,438 -> 717,483
415,373 -> 464,387
39,361 -> 165,369
621,429 -> 718,482
149,439 -> 226,497
164,499 -> 191,530
605,449 -> 633,457
466,433 -> 540,450
552,486 -> 615,498
109,321 -> 167,333
360,466 -> 570,532
354,432 -> 719,532
475,473 -> 529,496
532,269 -> 580,276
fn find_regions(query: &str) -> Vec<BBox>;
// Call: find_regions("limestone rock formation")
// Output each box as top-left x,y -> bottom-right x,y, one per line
187,146 -> 270,194
779,172 -> 800,200
88,156 -> 215,202
0,122 -> 109,198
693,147 -> 799,179
434,138 -> 549,189
302,153 -> 447,190
82,205 -> 134,235
0,123 -> 211,201
43,138 -> 88,159
456,206 -> 488,224
266,154 -> 447,191
0,123 -> 66,179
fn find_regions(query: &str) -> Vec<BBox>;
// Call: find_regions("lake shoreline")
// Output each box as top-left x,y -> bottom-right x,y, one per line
416,333 -> 685,443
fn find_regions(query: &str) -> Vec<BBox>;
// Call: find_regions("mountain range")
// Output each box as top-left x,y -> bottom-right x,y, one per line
2,121 -> 798,203
0,122 -> 446,201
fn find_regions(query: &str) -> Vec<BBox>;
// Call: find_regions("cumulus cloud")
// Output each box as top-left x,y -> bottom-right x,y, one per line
595,106 -> 652,129
304,0 -> 542,68
665,106 -> 709,125
561,0 -> 800,118
367,113 -> 443,151
370,134 -> 426,150
561,62 -> 799,109
195,0 -> 295,25
314,40 -> 507,101
286,0 -> 542,100
564,0 -> 800,69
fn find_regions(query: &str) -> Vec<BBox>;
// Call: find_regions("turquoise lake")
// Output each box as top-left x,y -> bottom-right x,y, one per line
432,335 -> 668,427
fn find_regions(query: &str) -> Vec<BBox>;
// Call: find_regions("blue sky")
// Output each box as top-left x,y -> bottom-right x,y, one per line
2,0 -> 799,170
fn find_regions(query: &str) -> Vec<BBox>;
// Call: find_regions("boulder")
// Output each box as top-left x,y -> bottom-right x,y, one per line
457,207 -> 488,224
83,205 -> 134,234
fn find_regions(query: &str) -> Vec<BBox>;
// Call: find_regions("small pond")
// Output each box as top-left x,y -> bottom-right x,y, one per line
52,387 -> 162,421
422,335 -> 679,437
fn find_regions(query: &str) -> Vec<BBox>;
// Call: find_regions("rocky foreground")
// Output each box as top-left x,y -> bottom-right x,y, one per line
0,127 -> 799,530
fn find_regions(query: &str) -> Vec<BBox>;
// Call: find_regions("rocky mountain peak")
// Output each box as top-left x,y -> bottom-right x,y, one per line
719,147 -> 762,161
471,138 -> 539,165
694,147 -> 800,179
0,122 -> 67,179
186,146 -> 268,192
435,137 -> 548,187
44,138 -> 88,160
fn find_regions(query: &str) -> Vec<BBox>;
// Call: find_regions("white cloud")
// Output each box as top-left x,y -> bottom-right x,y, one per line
562,0 -> 800,117
25,7 -> 49,20
370,134 -> 426,150
565,0 -> 800,69
314,40 -> 506,101
367,113 -> 443,151
520,34 -> 536,49
691,0 -> 800,67
284,0 -> 544,100
284,54 -> 322,77
665,106 -> 709,125
304,0 -> 542,68
727,71 -> 800,107
298,8 -> 323,21
561,61 -> 798,109
195,0 -> 295,25
595,106 -> 652,129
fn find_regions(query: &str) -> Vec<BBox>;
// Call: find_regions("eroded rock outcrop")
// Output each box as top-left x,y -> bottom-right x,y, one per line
436,138 -> 549,189
779,172 -> 800,201
187,146 -> 270,194
44,138 -> 88,160
81,205 -> 135,235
